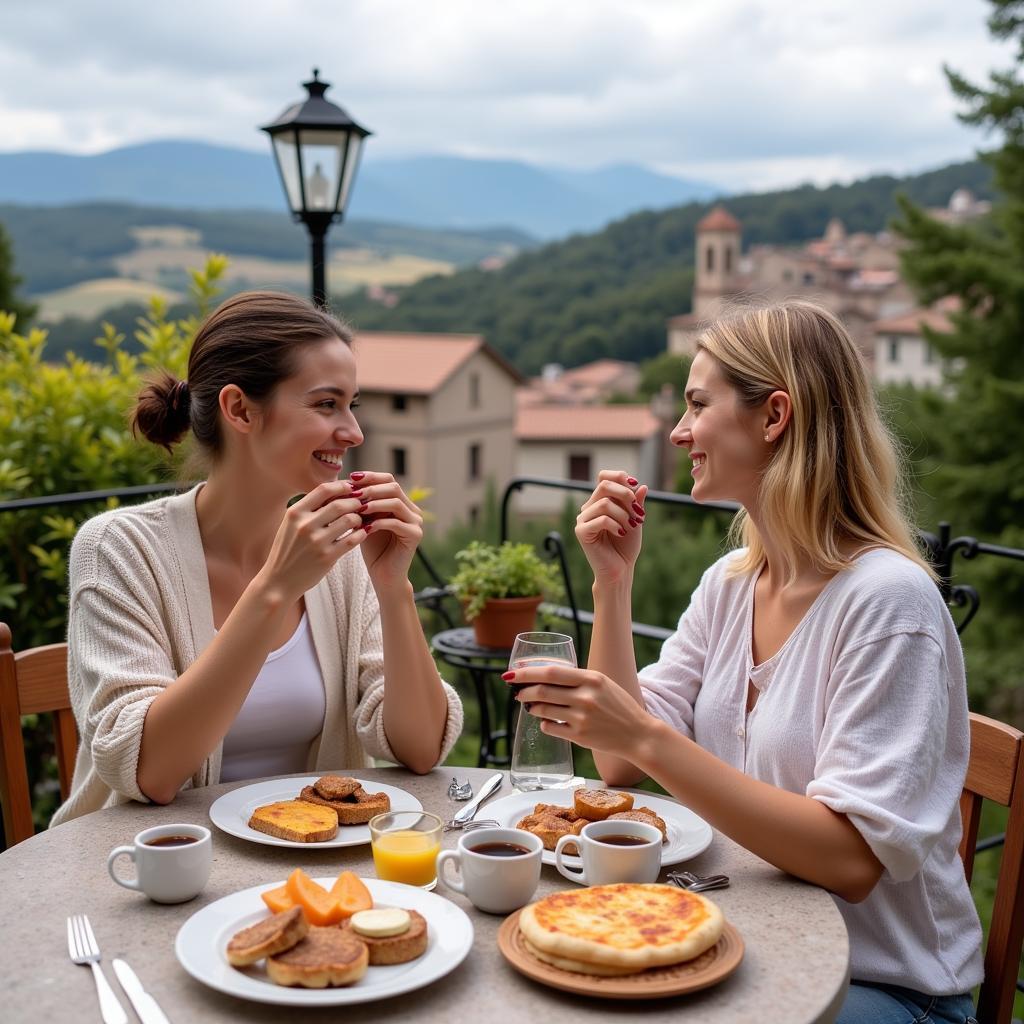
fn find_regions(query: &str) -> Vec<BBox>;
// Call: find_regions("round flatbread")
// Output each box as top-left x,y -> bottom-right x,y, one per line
519,883 -> 724,972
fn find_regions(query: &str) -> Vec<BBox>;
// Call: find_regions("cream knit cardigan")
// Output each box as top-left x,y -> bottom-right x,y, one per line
50,486 -> 463,828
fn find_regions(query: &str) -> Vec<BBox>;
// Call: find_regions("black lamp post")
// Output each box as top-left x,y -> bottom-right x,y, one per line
261,69 -> 371,306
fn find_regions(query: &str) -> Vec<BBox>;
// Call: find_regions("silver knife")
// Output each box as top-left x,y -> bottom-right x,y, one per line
112,959 -> 171,1024
453,772 -> 503,824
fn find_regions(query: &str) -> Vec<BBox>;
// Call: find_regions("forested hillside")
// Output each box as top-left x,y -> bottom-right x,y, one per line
341,159 -> 993,374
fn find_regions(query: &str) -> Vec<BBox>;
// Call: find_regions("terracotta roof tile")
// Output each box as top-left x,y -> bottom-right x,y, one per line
516,404 -> 662,441
873,302 -> 957,336
352,331 -> 522,393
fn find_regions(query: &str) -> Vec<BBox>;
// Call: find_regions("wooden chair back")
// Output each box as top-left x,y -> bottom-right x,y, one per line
959,711 -> 1024,1024
0,622 -> 76,847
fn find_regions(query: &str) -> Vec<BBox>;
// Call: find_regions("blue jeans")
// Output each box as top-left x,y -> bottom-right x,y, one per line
837,981 -> 977,1024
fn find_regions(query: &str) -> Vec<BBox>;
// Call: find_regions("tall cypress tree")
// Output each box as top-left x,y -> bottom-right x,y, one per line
895,0 -> 1024,536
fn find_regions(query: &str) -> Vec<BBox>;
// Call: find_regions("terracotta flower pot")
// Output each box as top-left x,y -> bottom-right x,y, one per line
470,595 -> 544,649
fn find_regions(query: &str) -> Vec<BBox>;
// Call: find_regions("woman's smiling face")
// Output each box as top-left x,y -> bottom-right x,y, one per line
250,336 -> 364,494
670,349 -> 769,508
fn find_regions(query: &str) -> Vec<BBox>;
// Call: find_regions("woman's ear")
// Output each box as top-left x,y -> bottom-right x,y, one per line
218,384 -> 258,436
763,389 -> 792,443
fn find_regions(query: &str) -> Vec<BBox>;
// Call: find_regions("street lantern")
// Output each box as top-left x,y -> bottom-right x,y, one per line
261,69 -> 371,306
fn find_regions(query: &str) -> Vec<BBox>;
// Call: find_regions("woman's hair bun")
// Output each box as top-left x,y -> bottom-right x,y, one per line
131,371 -> 192,452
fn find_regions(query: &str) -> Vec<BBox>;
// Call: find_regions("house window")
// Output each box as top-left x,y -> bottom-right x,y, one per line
706,246 -> 715,272
888,339 -> 900,364
468,505 -> 480,527
724,246 -> 732,273
469,373 -> 480,409
468,443 -> 482,481
568,453 -> 592,481
391,394 -> 407,412
391,447 -> 407,477
802,272 -> 815,285
923,342 -> 935,365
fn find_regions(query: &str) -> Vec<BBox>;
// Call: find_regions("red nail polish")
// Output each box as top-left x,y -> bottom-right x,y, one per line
358,503 -> 369,513
350,472 -> 365,481
632,502 -> 644,515
627,477 -> 638,486
350,490 -> 363,498
363,523 -> 372,533
618,528 -> 627,536
501,671 -> 515,681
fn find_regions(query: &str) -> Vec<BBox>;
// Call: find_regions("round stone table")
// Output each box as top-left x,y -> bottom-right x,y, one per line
1,767 -> 849,1023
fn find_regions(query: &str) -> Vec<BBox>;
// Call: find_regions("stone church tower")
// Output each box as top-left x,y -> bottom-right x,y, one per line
693,205 -> 741,319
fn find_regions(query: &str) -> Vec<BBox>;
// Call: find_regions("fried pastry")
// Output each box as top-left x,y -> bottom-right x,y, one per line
516,812 -> 586,854
266,926 -> 369,988
607,807 -> 668,841
312,775 -> 361,800
573,787 -> 634,821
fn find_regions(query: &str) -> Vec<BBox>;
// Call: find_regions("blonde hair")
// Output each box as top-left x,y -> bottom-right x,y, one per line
696,300 -> 935,582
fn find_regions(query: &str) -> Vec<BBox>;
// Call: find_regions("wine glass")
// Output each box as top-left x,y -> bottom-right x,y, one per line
509,631 -> 576,792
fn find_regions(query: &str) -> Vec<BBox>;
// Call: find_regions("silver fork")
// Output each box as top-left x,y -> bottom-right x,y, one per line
443,817 -> 501,832
666,869 -> 730,893
67,914 -> 128,1024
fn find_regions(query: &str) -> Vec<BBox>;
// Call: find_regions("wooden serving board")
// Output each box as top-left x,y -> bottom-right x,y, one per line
496,910 -> 744,1000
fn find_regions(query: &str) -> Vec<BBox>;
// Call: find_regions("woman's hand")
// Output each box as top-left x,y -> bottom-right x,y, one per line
502,662 -> 652,759
258,479 -> 367,602
345,471 -> 424,591
575,471 -> 648,585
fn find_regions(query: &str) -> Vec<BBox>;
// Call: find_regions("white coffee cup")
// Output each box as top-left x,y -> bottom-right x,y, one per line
555,819 -> 662,885
437,827 -> 543,914
108,823 -> 212,903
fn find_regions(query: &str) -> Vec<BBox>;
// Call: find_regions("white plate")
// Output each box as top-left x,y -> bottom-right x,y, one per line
209,776 -> 422,849
485,788 -> 713,869
175,877 -> 473,1007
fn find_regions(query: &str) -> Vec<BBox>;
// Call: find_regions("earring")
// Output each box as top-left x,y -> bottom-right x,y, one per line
764,433 -> 771,442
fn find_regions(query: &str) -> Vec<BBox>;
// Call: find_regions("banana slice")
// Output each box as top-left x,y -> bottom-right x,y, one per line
350,908 -> 411,938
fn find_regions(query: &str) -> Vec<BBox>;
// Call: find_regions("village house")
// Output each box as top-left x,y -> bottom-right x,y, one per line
346,331 -> 523,533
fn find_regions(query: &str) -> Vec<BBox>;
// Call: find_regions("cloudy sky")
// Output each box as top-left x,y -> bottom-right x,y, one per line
0,0 -> 1012,191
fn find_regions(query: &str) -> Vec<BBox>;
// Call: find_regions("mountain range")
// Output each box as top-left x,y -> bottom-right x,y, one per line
0,141 -> 721,238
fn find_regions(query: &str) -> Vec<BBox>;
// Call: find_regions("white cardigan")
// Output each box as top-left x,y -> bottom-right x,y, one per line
50,486 -> 463,827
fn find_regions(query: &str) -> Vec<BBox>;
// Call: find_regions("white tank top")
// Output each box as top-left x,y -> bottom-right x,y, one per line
219,613 -> 327,783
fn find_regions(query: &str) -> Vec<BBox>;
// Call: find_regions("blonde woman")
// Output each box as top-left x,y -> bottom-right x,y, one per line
53,291 -> 462,826
504,302 -> 981,1022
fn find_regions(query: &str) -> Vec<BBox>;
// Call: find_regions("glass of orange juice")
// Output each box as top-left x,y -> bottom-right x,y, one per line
369,811 -> 443,890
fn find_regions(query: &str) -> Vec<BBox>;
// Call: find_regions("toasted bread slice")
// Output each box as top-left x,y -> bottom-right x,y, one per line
266,926 -> 369,988
341,909 -> 428,965
573,788 -> 634,821
249,800 -> 338,843
313,775 -> 361,800
226,906 -> 308,967
297,786 -> 390,825
607,807 -> 668,841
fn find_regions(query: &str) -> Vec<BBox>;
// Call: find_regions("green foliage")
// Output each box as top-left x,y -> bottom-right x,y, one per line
0,221 -> 36,327
449,540 -> 564,620
0,256 -> 226,651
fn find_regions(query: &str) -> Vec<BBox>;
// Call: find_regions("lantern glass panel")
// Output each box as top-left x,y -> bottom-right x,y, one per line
271,134 -> 304,213
297,129 -> 347,213
337,134 -> 365,215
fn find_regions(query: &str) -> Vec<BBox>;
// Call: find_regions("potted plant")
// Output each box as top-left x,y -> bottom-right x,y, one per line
449,540 -> 564,648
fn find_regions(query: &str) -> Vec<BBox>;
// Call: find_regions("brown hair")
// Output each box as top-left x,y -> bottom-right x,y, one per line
697,300 -> 935,582
131,291 -> 353,460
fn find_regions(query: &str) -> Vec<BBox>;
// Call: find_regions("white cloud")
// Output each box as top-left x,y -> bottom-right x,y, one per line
0,0 -> 1013,189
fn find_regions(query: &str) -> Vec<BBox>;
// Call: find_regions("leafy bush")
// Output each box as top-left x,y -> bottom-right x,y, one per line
0,256 -> 227,650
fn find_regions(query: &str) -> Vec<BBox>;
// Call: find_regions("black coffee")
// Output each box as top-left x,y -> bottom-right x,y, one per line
469,841 -> 532,858
145,835 -> 199,848
594,834 -> 649,847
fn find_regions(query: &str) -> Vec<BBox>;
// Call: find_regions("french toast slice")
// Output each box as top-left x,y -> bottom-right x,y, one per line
516,812 -> 586,854
226,906 -> 308,966
266,926 -> 369,988
298,786 -> 391,825
248,800 -> 338,843
312,775 -> 361,800
607,807 -> 668,841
